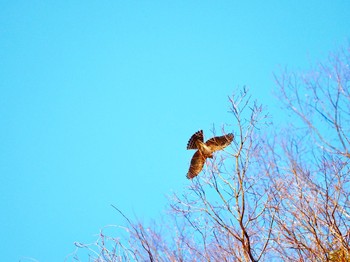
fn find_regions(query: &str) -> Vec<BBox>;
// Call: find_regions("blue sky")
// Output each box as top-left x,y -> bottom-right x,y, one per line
1,1 -> 349,261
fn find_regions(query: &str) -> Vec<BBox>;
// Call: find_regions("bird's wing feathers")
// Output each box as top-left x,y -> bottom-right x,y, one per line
187,130 -> 204,149
205,133 -> 234,152
187,150 -> 206,179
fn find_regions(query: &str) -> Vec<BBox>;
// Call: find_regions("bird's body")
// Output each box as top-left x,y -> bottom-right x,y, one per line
195,141 -> 213,157
186,130 -> 234,179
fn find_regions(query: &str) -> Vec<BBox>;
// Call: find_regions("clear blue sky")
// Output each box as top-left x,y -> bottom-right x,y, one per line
1,1 -> 349,261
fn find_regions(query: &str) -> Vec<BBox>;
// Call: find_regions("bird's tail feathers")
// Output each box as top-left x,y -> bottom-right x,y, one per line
187,130 -> 204,149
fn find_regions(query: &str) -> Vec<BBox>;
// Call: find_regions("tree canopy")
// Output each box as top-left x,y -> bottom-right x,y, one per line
67,46 -> 350,262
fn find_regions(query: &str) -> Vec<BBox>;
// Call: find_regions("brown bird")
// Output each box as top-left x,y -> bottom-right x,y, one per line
186,130 -> 234,179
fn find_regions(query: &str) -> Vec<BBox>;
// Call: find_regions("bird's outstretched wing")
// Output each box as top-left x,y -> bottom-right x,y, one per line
205,133 -> 234,152
187,130 -> 204,150
187,150 -> 206,179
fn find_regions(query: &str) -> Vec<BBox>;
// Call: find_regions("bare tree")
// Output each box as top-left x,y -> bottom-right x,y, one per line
268,46 -> 350,261
170,87 -> 274,262
67,45 -> 350,262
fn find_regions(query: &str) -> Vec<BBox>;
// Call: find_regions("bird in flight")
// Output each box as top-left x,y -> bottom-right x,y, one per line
186,130 -> 234,179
